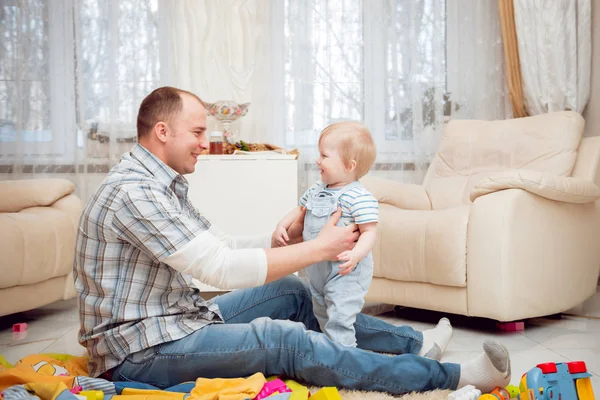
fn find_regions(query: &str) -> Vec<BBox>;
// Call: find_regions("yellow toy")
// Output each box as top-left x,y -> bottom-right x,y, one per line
79,390 -> 104,400
310,387 -> 342,400
505,385 -> 520,398
283,379 -> 310,399
479,385 -> 521,400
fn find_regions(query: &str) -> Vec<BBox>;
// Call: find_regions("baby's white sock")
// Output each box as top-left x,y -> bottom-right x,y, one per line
457,341 -> 511,393
418,317 -> 453,360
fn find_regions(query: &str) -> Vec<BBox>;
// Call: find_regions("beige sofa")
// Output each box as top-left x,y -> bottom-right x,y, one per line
0,179 -> 82,316
363,111 -> 600,322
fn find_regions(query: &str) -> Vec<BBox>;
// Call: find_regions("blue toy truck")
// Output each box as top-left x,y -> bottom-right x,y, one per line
518,361 -> 595,400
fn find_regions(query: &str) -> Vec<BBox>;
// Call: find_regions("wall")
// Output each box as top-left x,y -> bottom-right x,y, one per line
583,0 -> 600,136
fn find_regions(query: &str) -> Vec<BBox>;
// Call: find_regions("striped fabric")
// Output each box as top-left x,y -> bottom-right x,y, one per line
299,181 -> 379,225
74,376 -> 117,396
73,144 -> 223,378
1,386 -> 38,400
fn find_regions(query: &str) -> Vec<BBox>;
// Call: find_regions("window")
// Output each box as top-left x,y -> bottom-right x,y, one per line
0,0 -> 160,163
77,0 -> 159,148
281,0 -> 447,162
1,0 -> 448,165
0,0 -> 77,162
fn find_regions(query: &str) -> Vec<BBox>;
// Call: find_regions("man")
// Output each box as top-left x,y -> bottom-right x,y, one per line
74,86 -> 511,395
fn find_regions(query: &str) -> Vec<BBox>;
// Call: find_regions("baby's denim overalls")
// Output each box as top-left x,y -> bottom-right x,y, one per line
302,181 -> 374,347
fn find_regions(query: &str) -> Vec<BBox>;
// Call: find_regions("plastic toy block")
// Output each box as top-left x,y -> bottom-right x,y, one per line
310,387 -> 342,400
12,323 -> 27,332
283,378 -> 310,399
283,379 -> 308,391
496,322 -> 524,332
79,390 -> 104,400
448,385 -> 481,400
518,361 -> 595,400
255,379 -> 292,400
288,392 -> 309,400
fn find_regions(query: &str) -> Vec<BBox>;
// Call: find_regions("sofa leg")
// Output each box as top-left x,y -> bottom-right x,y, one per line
496,321 -> 525,332
545,313 -> 563,320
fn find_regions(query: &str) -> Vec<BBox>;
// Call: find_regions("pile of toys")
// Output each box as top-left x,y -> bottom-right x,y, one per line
448,361 -> 595,400
65,377 -> 340,400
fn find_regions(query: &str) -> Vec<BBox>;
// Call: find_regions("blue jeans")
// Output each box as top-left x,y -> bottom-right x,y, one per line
111,276 -> 460,395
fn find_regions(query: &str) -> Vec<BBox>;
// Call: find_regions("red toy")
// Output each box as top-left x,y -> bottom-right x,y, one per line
12,323 -> 27,333
496,322 -> 524,332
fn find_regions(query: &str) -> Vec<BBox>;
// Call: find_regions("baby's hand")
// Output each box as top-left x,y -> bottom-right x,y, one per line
272,225 -> 290,247
337,250 -> 358,275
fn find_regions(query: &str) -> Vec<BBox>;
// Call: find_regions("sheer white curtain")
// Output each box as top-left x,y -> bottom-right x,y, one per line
157,0 -> 279,145
0,0 -> 160,201
513,0 -> 591,114
0,1 -> 77,170
446,0 -> 512,122
76,0 -> 160,161
0,0 -> 510,201
282,0 -> 510,193
282,0 -> 445,192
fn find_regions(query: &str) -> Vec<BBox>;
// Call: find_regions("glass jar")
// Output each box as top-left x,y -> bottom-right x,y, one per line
209,131 -> 224,155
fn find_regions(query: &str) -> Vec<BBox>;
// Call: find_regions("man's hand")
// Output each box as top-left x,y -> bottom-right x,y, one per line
337,250 -> 359,275
316,208 -> 359,261
263,208 -> 359,284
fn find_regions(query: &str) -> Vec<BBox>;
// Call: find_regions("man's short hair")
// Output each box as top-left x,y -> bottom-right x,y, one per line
318,121 -> 377,179
137,86 -> 203,139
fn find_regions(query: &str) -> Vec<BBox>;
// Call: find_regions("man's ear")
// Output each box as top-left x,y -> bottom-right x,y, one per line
154,122 -> 168,143
346,160 -> 357,173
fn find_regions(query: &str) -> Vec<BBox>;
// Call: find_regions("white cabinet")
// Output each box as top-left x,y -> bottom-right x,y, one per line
186,155 -> 299,292
187,155 -> 298,235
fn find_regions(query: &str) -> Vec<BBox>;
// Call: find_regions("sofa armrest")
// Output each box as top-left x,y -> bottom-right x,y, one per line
361,175 -> 431,210
467,189 -> 600,321
470,170 -> 600,204
0,179 -> 75,212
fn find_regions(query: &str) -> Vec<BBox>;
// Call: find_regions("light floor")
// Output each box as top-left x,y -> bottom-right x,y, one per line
1,295 -> 600,391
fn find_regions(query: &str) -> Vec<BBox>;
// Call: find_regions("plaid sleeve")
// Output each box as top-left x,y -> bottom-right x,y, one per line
112,185 -> 205,262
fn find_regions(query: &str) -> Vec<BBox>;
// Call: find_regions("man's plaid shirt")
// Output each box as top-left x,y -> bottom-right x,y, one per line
74,143 -> 223,377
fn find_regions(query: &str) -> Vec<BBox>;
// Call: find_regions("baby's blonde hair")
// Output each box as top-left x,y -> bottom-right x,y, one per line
319,121 -> 376,179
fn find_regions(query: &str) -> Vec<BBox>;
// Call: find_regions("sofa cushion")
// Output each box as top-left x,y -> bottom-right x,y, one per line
372,204 -> 470,288
361,175 -> 431,210
423,111 -> 584,209
0,204 -> 77,289
0,179 -> 75,212
470,170 -> 600,204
